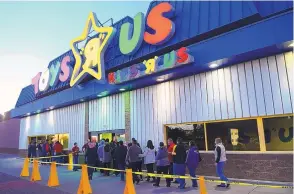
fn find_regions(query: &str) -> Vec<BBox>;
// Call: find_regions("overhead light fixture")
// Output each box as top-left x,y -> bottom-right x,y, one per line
156,78 -> 164,82
80,99 -> 85,102
26,113 -> 30,116
119,88 -> 126,91
97,94 -> 102,97
209,63 -> 219,68
49,106 -> 54,110
288,42 -> 294,48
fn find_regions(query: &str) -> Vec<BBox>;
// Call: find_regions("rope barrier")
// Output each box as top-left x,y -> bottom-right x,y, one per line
21,156 -> 294,189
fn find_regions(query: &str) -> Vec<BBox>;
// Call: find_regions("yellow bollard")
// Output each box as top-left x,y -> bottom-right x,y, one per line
30,159 -> 41,182
48,162 -> 59,187
123,169 -> 136,194
20,158 -> 30,177
68,153 -> 73,171
77,165 -> 92,194
199,176 -> 208,194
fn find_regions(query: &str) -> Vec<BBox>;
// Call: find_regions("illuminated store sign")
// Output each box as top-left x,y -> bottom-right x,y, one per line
32,56 -> 72,94
31,2 -> 176,95
108,47 -> 194,84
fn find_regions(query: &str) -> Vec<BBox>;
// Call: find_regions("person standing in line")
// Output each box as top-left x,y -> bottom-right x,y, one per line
98,139 -> 105,174
37,141 -> 43,159
172,137 -> 187,189
42,139 -> 51,164
30,141 -> 37,159
167,138 -> 177,184
82,139 -> 90,164
186,141 -> 199,188
86,140 -> 98,180
53,141 -> 63,164
139,140 -> 156,182
72,142 -> 80,171
153,142 -> 171,187
126,139 -> 142,184
132,138 -> 143,181
214,138 -> 230,188
103,139 -> 112,176
27,142 -> 32,159
114,141 -> 128,181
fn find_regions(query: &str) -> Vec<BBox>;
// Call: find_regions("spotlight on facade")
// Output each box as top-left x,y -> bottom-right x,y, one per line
156,78 -> 164,82
80,99 -> 85,102
119,88 -> 126,91
97,94 -> 102,97
209,63 -> 219,68
289,42 -> 294,48
26,113 -> 30,116
49,106 -> 54,110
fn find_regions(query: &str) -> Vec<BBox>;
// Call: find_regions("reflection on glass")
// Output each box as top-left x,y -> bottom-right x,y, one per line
206,119 -> 260,151
263,116 -> 293,151
167,124 -> 205,150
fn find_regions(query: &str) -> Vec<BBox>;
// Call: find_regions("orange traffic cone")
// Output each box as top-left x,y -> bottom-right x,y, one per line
20,158 -> 30,177
77,165 -> 92,194
199,176 -> 208,194
30,159 -> 41,182
68,153 -> 73,171
123,169 -> 136,194
48,162 -> 59,187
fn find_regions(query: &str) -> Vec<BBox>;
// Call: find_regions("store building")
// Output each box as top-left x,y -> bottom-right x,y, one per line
8,1 -> 293,182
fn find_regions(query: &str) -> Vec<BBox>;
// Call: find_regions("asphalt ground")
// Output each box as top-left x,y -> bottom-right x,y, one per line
0,154 -> 292,194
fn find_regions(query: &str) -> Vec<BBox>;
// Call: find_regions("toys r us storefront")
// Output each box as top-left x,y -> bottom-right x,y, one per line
4,1 -> 294,182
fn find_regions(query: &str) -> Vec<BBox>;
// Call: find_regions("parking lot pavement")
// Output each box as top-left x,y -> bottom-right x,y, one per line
0,154 -> 292,194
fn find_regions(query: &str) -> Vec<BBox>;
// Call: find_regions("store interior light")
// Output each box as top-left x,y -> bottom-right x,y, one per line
156,78 -> 164,82
209,63 -> 219,68
119,88 -> 126,91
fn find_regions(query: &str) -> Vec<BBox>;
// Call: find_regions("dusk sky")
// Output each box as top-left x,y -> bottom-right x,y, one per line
0,1 -> 150,114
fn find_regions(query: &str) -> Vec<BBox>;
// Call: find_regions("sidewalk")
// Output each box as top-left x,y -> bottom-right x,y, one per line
0,154 -> 292,194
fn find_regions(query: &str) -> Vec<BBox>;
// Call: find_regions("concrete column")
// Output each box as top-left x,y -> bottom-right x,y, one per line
84,102 -> 89,142
124,92 -> 131,142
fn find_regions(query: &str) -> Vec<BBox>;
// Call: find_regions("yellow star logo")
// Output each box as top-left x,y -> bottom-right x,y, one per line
70,12 -> 116,87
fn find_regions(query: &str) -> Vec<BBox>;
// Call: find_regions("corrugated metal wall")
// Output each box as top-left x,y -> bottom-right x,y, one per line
19,103 -> 86,150
89,93 -> 125,132
0,119 -> 20,149
130,51 -> 293,147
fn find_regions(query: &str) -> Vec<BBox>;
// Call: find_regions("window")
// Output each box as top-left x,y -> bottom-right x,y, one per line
166,124 -> 206,150
206,119 -> 260,151
263,116 -> 293,151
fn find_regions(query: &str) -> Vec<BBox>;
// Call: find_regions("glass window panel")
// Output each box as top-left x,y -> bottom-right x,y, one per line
263,116 -> 293,151
166,124 -> 205,150
206,119 -> 260,151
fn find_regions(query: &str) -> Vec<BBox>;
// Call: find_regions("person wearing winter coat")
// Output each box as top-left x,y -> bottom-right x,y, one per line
103,139 -> 112,176
114,141 -> 128,181
153,142 -> 171,187
86,141 -> 98,180
186,141 -> 199,187
98,139 -> 105,174
126,139 -> 142,184
214,138 -> 230,188
172,137 -> 187,189
139,140 -> 156,182
42,139 -> 51,163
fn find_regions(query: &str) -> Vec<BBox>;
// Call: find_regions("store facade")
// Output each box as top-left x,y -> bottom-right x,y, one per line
8,1 -> 293,182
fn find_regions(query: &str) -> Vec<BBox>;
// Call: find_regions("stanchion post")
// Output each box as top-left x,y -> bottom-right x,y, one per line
68,153 -> 73,171
199,176 -> 208,194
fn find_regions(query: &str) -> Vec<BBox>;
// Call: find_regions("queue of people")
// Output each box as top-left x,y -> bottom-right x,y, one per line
27,139 -> 65,164
71,137 -> 229,189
